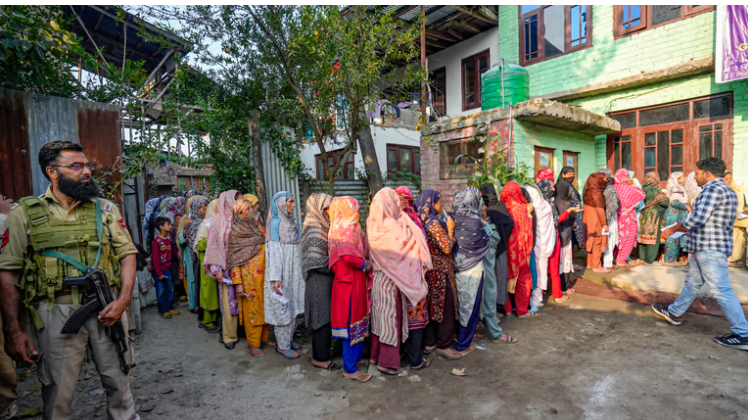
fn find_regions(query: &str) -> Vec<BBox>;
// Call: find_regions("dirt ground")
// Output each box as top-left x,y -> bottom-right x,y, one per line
14,292 -> 748,420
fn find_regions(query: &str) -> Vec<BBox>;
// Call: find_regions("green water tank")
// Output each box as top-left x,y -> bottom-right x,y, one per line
481,61 -> 530,111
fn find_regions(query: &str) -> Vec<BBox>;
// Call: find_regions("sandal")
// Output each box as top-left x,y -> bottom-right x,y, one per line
492,334 -> 517,344
313,360 -> 341,371
275,347 -> 301,360
291,342 -> 303,351
472,333 -> 484,340
435,348 -> 462,360
248,347 -> 265,357
377,366 -> 401,376
423,346 -> 436,355
458,342 -> 477,357
554,295 -> 570,303
566,288 -> 576,295
261,341 -> 275,348
410,359 -> 431,371
340,371 -> 372,382
518,311 -> 540,318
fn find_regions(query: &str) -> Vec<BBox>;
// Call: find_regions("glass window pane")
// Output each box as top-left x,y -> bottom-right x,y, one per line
652,6 -> 682,25
612,112 -> 636,129
622,142 -> 631,170
464,61 -> 475,105
479,56 -> 488,73
657,131 -> 670,181
614,138 -> 621,171
715,131 -> 722,159
522,5 -> 541,14
639,103 -> 690,126
571,6 -> 580,40
645,132 -> 656,146
671,144 -> 683,166
544,5 -> 566,58
699,125 -> 712,132
387,149 -> 397,172
645,148 -> 655,168
693,97 -> 731,119
699,132 -> 713,160
671,129 -> 683,144
415,151 -> 421,174
524,16 -> 539,59
400,149 -> 412,173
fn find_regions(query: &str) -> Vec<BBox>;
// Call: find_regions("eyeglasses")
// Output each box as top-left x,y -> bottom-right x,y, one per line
52,163 -> 96,171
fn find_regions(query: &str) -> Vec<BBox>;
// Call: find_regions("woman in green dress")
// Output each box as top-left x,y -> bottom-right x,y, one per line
637,172 -> 670,264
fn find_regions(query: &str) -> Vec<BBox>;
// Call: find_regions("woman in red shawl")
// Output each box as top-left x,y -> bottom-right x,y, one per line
329,197 -> 372,382
500,182 -> 535,317
583,173 -> 609,272
614,169 -> 646,267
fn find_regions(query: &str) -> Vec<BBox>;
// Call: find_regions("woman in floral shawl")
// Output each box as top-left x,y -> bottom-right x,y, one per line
416,190 -> 461,360
228,194 -> 270,356
638,172 -> 670,264
501,182 -> 535,317
264,192 -> 305,359
301,193 -> 339,369
329,197 -> 373,382
613,169 -> 646,267
367,188 -> 432,374
663,172 -> 689,266
205,190 -> 241,350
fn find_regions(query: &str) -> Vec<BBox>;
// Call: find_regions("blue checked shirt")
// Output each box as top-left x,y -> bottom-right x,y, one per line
681,178 -> 737,255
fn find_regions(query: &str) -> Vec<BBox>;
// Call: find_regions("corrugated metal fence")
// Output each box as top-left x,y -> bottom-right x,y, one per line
260,139 -> 302,226
306,180 -> 420,222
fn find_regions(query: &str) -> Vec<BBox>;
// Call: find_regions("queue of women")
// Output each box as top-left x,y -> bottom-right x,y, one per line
140,164 -> 747,383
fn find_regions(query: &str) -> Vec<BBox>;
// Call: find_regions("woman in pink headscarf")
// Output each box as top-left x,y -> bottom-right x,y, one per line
613,169 -> 646,267
367,188 -> 433,375
204,189 -> 241,350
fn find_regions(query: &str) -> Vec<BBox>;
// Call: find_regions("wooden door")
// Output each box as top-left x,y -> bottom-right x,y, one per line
534,146 -> 554,176
562,151 -> 579,189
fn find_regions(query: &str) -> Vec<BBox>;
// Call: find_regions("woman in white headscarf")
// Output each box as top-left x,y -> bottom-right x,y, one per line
264,192 -> 305,359
525,185 -> 556,310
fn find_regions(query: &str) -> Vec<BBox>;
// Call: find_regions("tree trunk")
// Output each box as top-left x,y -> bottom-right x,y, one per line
357,109 -> 383,195
248,111 -> 267,212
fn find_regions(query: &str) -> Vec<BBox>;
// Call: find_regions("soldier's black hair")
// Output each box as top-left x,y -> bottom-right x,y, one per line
39,141 -> 84,181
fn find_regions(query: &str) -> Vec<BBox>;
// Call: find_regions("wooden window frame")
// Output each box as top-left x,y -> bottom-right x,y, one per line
518,5 -> 593,66
606,93 -> 733,186
429,67 -> 447,122
613,5 -> 715,39
315,149 -> 355,181
439,138 -> 485,180
461,49 -> 490,112
386,144 -> 421,176
533,146 -> 555,175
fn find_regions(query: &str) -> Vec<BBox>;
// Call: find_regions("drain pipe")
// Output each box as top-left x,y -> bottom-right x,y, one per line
501,58 -> 506,109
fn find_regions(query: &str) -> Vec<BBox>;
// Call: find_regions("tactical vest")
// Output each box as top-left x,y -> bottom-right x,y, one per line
18,197 -> 120,328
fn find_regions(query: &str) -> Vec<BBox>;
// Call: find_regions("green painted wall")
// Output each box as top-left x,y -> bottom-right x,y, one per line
512,120 -> 597,191
498,6 -> 748,185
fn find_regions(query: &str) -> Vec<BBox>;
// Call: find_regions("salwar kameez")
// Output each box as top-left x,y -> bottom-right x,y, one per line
422,221 -> 457,350
481,225 -> 503,339
264,241 -> 305,352
663,201 -> 689,263
614,170 -> 646,266
305,269 -> 334,362
370,272 -> 406,370
230,245 -> 270,348
196,239 -> 219,327
454,262 -> 484,351
179,232 -> 198,310
331,257 -> 370,374
219,281 -> 239,344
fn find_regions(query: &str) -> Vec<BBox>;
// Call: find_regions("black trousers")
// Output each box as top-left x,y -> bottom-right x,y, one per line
407,328 -> 424,367
312,323 -> 332,362
424,283 -> 456,350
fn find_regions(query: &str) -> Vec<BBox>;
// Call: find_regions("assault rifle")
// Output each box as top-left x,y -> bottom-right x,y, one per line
60,268 -> 131,374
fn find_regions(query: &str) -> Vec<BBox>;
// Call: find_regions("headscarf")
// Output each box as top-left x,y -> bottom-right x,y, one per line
328,196 -> 366,268
613,169 -> 646,215
642,172 -> 668,210
536,168 -> 555,183
144,196 -> 167,251
555,179 -> 575,246
158,197 -> 175,219
204,190 -> 238,269
536,179 -> 559,226
168,197 -> 185,219
416,189 -> 445,230
451,187 -> 490,272
684,171 -> 702,204
525,184 -> 556,258
185,197 -> 208,251
395,186 -> 423,230
244,194 -> 260,206
600,168 -> 620,224
667,172 -> 688,204
194,199 -> 217,253
583,172 -> 607,208
500,181 -> 533,260
557,166 -> 576,185
480,183 -> 514,254
184,189 -> 202,200
367,188 -> 432,306
266,191 -> 300,244
226,197 -> 266,272
302,193 -> 333,278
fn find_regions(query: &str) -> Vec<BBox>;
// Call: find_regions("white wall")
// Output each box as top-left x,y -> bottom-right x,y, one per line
426,27 -> 499,118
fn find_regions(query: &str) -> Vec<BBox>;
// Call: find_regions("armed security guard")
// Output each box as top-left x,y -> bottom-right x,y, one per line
0,141 -> 138,420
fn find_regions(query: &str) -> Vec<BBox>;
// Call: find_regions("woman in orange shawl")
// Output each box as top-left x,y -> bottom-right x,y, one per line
500,182 -> 535,317
329,197 -> 372,382
583,173 -> 609,272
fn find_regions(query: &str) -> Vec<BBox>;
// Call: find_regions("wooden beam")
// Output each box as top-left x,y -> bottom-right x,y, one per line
392,5 -> 417,19
446,28 -> 464,40
456,19 -> 481,33
425,28 -> 458,43
424,38 -> 449,49
479,6 -> 498,22
450,5 -> 497,25
93,11 -> 105,31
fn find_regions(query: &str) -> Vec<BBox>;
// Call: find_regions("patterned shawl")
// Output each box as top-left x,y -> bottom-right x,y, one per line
536,168 -> 554,183
194,199 -> 217,253
451,187 -> 490,272
227,198 -> 266,272
500,182 -> 533,278
642,172 -> 668,210
184,189 -> 202,200
600,169 -> 620,223
185,197 -> 208,251
536,179 -> 559,226
667,172 -> 688,204
583,172 -> 607,209
367,188 -> 432,306
328,196 -> 366,268
266,191 -> 300,244
204,190 -> 238,269
395,186 -> 423,231
158,197 -> 175,219
526,184 -> 556,258
302,193 -> 333,278
614,169 -> 646,214
416,189 -> 446,230
684,171 -> 703,204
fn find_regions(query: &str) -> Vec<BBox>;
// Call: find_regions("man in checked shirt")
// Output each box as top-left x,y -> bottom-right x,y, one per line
654,157 -> 748,350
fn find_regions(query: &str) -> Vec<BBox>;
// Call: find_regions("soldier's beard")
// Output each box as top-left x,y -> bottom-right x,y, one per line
57,172 -> 100,201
